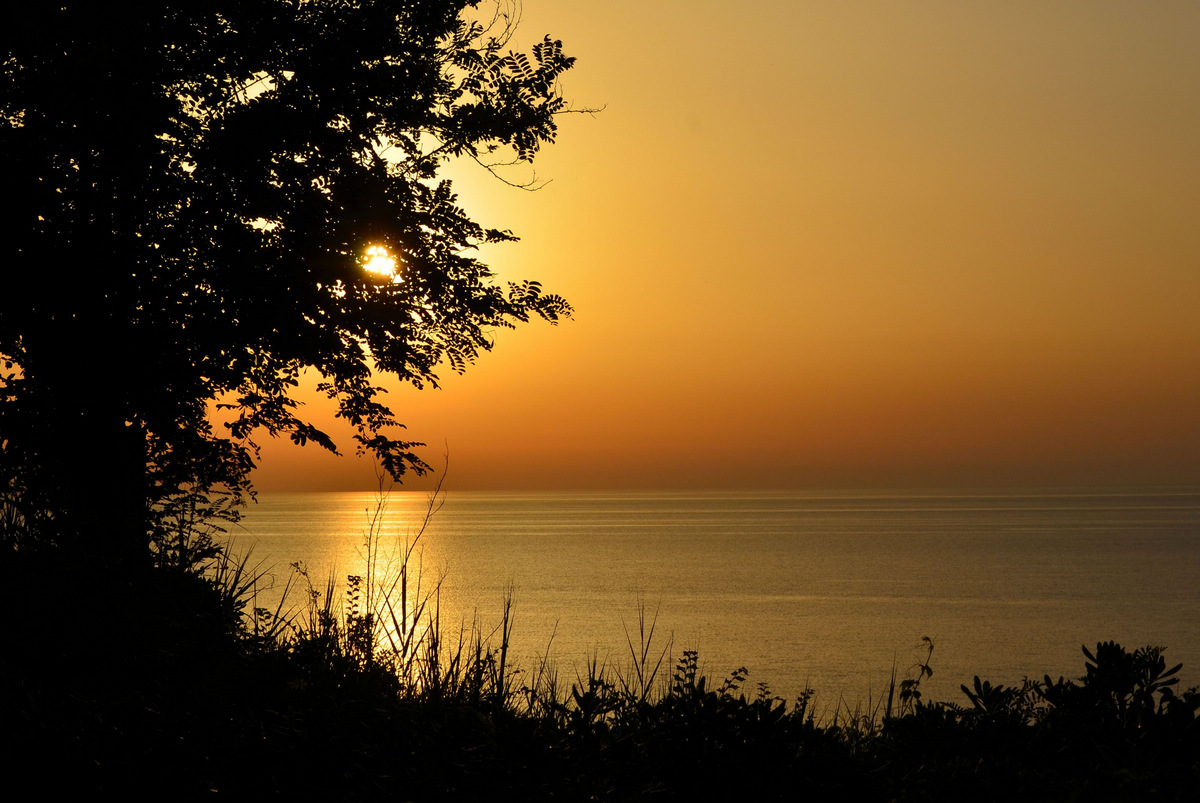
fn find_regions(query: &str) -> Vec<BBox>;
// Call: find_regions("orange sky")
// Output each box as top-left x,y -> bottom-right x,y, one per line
253,1 -> 1200,491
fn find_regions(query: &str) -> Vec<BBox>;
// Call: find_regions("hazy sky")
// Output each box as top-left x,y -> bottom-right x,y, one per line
254,1 -> 1200,491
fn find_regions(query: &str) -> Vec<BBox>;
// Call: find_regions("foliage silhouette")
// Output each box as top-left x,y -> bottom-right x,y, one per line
878,641 -> 1200,801
0,1 -> 575,561
5,497 -> 1199,802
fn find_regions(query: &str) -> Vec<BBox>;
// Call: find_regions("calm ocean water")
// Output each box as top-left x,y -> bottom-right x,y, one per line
233,487 -> 1200,707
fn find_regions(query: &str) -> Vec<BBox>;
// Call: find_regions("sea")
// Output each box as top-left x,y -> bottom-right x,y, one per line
231,487 -> 1200,709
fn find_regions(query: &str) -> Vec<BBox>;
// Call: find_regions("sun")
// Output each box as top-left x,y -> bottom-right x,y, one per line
362,245 -> 398,280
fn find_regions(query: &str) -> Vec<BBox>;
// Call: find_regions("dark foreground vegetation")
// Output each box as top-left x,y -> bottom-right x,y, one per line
3,521 -> 1199,802
5,5 -> 1196,797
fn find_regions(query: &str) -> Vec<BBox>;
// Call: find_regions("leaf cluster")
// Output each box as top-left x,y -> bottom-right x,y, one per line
0,1 -> 575,537
877,642 -> 1200,800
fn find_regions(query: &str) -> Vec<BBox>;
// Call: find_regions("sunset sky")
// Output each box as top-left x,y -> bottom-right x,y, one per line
255,1 -> 1200,491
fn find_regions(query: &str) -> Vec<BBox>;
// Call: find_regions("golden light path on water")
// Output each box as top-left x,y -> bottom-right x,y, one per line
233,488 -> 1200,708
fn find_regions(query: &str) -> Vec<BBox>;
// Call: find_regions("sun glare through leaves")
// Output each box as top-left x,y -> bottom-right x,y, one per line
363,245 -> 399,281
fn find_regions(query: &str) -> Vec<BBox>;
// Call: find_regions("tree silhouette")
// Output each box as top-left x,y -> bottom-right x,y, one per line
0,2 -> 574,564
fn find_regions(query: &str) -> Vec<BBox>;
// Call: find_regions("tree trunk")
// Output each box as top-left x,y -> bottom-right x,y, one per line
23,308 -> 150,570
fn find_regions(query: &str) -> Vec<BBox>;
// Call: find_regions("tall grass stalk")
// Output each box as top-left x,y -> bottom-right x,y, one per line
617,598 -> 671,703
277,463 -> 532,709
